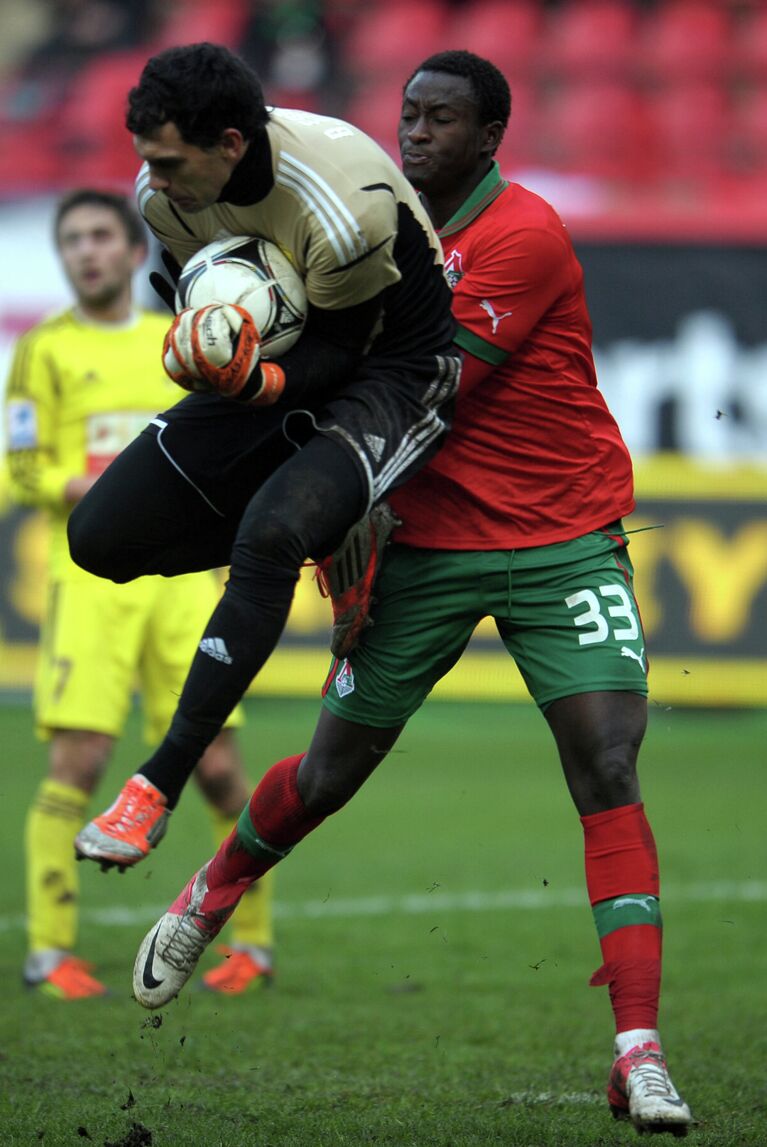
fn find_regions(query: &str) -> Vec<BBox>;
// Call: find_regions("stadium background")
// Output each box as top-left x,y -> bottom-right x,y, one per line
0,0 -> 765,710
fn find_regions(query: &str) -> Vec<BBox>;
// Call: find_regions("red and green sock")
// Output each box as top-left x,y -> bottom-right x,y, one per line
206,754 -> 323,890
582,801 -> 662,1033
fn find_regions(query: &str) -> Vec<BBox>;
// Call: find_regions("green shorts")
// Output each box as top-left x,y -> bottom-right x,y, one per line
321,523 -> 647,727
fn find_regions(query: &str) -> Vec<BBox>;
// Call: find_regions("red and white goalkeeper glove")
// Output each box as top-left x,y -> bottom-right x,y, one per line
162,304 -> 285,404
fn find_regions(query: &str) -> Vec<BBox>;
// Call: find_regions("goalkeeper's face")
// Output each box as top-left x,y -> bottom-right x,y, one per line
399,72 -> 501,211
135,121 -> 247,214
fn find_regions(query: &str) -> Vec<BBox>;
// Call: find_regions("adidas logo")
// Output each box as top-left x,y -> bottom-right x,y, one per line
199,637 -> 233,665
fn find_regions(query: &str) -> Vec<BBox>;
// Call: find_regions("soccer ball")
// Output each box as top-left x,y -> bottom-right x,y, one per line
175,236 -> 307,357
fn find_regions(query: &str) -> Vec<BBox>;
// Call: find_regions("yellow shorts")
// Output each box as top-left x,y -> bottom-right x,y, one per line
35,570 -> 243,743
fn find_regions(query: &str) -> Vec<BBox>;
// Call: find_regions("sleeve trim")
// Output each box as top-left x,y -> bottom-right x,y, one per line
454,325 -> 507,366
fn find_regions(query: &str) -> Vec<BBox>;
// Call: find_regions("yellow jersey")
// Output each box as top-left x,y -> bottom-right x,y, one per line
4,307 -> 177,577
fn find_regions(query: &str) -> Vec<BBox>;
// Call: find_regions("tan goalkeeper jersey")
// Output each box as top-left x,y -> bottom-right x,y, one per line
136,108 -> 446,311
4,308 -> 176,577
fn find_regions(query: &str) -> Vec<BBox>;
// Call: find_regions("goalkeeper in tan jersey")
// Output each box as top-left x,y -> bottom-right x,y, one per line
4,190 -> 274,999
66,44 -> 459,869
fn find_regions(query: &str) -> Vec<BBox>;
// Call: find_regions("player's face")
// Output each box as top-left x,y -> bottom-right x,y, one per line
135,121 -> 246,213
399,72 -> 502,213
56,204 -> 141,308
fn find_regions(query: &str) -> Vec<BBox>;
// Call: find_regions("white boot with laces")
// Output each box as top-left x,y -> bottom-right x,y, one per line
608,1032 -> 693,1136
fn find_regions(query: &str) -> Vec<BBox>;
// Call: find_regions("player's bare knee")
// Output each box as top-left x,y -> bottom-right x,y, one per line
297,759 -> 355,817
301,776 -> 350,817
589,746 -> 641,806
49,729 -> 114,793
195,747 -> 249,813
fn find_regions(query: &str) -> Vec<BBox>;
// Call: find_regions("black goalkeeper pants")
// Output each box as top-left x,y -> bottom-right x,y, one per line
68,423 -> 366,802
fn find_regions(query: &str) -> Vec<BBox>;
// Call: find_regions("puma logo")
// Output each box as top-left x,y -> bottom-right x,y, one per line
620,645 -> 645,671
612,896 -> 655,913
479,298 -> 513,334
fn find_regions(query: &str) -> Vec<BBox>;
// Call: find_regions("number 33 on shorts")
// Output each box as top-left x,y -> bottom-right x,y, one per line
565,584 -> 646,672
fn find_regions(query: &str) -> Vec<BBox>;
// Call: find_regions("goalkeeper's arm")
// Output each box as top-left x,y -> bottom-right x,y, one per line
164,294 -> 383,407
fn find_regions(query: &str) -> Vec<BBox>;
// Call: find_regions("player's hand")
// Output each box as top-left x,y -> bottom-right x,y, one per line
162,304 -> 262,398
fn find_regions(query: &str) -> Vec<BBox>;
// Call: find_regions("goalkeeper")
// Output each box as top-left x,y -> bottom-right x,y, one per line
68,43 -> 459,866
4,190 -> 274,999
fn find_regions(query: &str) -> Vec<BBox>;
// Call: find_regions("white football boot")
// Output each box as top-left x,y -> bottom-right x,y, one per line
608,1039 -> 693,1136
133,862 -> 244,1008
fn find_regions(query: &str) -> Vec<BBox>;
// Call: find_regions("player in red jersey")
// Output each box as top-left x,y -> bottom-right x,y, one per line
131,52 -> 691,1136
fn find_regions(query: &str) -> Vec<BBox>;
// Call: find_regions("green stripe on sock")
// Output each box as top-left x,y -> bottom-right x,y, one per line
236,807 -> 294,864
593,894 -> 662,938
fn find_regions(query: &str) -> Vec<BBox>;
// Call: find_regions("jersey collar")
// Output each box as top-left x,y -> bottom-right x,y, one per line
217,129 -> 274,206
436,162 -> 508,239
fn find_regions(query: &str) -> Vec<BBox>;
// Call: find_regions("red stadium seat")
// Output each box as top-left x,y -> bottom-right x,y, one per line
152,0 -> 249,52
495,81 -> 538,171
0,123 -> 63,195
639,1 -> 735,80
647,81 -> 730,180
732,7 -> 767,78
341,0 -> 449,78
542,0 -> 640,79
446,0 -> 543,78
55,51 -> 147,186
345,79 -> 404,158
729,86 -> 767,177
535,81 -> 652,182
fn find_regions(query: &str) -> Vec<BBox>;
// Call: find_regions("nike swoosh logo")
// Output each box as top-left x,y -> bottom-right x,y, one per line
142,927 -> 165,990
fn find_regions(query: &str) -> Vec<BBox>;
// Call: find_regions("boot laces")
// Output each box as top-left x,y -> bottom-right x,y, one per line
162,873 -> 225,970
106,782 -> 156,833
631,1050 -> 675,1098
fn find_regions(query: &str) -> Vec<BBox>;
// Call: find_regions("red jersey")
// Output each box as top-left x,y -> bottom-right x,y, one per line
389,166 -> 634,549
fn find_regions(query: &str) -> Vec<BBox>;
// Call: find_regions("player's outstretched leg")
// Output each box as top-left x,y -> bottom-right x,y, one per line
74,775 -> 169,869
608,1037 -> 693,1136
133,861 -> 245,1008
202,808 -> 276,995
134,753 -> 324,1006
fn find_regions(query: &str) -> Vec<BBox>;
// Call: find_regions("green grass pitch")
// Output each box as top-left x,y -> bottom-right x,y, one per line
0,696 -> 764,1146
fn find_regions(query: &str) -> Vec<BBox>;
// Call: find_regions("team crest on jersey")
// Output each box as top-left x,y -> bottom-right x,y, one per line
444,249 -> 464,289
6,400 -> 38,449
335,658 -> 355,698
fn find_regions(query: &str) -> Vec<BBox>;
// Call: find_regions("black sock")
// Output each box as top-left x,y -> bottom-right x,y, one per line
139,435 -> 365,809
139,557 -> 299,808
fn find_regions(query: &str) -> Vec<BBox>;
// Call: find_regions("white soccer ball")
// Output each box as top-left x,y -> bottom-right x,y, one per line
175,236 -> 307,358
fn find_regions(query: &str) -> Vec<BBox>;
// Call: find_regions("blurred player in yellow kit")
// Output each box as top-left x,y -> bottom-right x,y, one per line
3,189 -> 274,999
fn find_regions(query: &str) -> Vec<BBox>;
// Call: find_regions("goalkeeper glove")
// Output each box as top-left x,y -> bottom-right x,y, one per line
162,304 -> 285,404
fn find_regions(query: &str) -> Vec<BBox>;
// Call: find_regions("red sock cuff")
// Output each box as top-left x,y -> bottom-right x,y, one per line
582,801 -> 659,906
249,753 -> 323,847
206,755 -> 323,891
591,921 -> 662,1032
590,957 -> 661,1031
